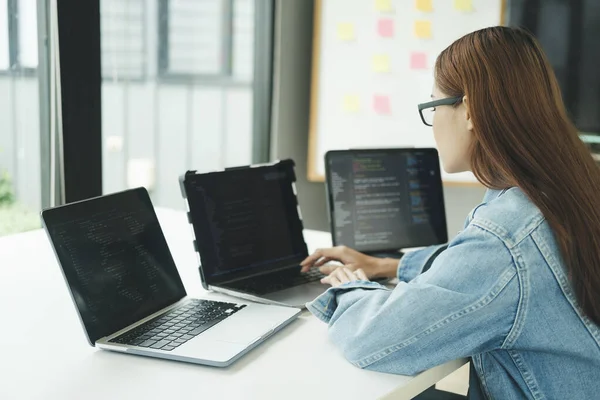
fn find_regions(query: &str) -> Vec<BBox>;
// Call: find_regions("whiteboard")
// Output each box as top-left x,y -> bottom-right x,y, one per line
308,0 -> 505,183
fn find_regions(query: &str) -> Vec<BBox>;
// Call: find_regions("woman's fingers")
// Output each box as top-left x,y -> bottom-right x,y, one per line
301,248 -> 343,272
341,267 -> 357,282
301,246 -> 357,272
321,266 -> 370,287
334,268 -> 351,283
314,257 -> 333,268
321,274 -> 341,287
355,268 -> 369,281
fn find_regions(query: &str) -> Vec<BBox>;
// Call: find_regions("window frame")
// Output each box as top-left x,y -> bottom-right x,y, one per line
56,0 -> 103,203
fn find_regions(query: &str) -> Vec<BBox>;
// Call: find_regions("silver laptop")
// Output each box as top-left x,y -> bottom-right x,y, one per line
179,160 -> 327,308
41,188 -> 300,367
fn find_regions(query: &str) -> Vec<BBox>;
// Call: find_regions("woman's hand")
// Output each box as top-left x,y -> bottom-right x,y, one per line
320,267 -> 369,288
300,246 -> 398,279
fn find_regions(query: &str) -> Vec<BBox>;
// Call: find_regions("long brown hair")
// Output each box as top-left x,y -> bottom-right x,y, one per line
435,26 -> 600,325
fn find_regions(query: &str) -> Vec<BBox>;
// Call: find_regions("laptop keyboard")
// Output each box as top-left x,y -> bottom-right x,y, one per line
232,268 -> 326,295
289,268 -> 327,285
109,299 -> 245,351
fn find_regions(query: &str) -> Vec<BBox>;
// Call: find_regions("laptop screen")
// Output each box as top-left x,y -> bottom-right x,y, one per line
182,160 -> 308,285
325,149 -> 448,252
42,188 -> 186,345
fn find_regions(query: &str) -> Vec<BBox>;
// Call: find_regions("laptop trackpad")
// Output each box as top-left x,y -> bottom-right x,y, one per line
199,311 -> 273,346
261,281 -> 326,306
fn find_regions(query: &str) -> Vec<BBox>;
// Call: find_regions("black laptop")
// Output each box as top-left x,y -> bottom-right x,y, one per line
324,148 -> 448,258
179,160 -> 327,308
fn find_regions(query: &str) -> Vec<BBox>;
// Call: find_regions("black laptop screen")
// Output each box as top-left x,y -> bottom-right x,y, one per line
325,149 -> 448,252
42,188 -> 186,344
183,161 -> 308,284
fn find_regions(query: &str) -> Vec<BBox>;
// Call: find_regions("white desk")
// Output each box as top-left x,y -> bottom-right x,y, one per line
0,208 -> 466,400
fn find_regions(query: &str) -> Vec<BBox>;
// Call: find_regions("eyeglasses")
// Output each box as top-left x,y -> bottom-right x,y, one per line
417,96 -> 463,127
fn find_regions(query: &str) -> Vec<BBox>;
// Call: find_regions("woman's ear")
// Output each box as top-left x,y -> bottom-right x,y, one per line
463,96 -> 474,131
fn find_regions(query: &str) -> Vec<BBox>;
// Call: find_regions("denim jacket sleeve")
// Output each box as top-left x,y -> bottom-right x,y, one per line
305,224 -> 519,376
396,244 -> 448,282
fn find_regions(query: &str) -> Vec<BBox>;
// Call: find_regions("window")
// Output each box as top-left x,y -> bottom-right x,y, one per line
0,0 -> 273,235
101,0 -> 146,80
101,0 -> 273,209
157,0 -> 254,81
159,0 -> 228,77
0,0 -> 37,74
0,1 -> 9,70
16,0 -> 37,70
0,0 -> 50,236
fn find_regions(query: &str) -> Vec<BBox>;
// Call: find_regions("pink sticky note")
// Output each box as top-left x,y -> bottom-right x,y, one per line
378,18 -> 394,38
410,52 -> 427,69
374,95 -> 391,115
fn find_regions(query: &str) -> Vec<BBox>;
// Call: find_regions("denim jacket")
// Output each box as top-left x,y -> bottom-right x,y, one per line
307,188 -> 600,399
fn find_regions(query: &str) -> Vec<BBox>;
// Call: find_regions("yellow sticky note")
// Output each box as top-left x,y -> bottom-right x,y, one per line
416,0 -> 433,12
414,20 -> 432,39
343,95 -> 360,112
337,23 -> 355,41
372,55 -> 390,73
454,0 -> 473,11
375,0 -> 392,12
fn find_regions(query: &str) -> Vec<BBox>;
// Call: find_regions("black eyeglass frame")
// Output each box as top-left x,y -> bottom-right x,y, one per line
417,96 -> 463,126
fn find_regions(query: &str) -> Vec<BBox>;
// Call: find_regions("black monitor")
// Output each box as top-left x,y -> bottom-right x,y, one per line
325,148 -> 448,253
41,188 -> 186,345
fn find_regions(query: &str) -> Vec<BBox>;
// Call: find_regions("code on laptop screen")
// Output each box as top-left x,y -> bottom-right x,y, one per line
326,149 -> 448,252
184,161 -> 308,284
42,189 -> 186,344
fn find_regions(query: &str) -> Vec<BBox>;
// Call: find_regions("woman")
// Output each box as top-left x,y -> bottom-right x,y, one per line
300,26 -> 600,399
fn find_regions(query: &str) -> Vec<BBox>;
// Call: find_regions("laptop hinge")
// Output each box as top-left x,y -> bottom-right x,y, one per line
202,262 -> 304,286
